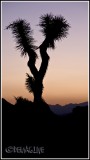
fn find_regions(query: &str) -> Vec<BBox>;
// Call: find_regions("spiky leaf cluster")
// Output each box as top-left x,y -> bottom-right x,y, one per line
39,13 -> 70,49
14,96 -> 30,103
25,73 -> 35,93
25,73 -> 44,94
6,19 -> 36,56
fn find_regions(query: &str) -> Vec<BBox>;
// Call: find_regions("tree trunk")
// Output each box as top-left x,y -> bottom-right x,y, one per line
27,42 -> 50,103
33,79 -> 43,103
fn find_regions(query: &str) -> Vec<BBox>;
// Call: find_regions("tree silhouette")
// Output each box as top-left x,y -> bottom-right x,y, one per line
6,14 -> 70,103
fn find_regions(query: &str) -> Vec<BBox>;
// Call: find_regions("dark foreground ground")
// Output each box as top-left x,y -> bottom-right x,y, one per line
2,98 -> 88,158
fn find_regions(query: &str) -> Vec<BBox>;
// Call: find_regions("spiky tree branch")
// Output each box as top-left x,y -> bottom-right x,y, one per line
39,13 -> 70,49
6,19 -> 37,58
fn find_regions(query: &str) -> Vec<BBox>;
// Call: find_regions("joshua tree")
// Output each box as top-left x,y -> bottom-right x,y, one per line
6,13 -> 70,103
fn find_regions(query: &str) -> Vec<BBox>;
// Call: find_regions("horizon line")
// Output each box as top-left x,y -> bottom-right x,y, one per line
2,97 -> 88,107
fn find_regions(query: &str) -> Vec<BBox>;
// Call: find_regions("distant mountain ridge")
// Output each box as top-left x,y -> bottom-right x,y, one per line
2,98 -> 88,115
49,102 -> 88,115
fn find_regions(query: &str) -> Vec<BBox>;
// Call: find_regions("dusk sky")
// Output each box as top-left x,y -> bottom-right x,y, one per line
2,1 -> 88,105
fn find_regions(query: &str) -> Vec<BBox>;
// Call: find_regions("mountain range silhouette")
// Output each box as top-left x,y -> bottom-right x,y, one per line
2,98 -> 88,158
50,102 -> 88,115
2,98 -> 88,115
